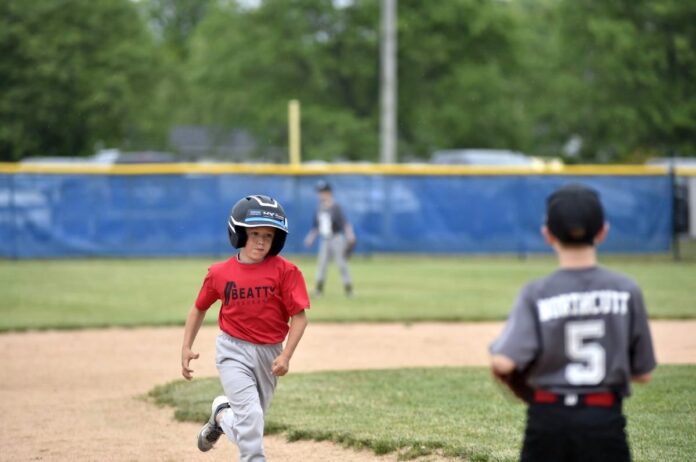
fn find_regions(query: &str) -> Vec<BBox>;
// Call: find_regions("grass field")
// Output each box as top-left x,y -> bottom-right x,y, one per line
3,255 -> 693,461
149,364 -> 696,462
1,255 -> 695,331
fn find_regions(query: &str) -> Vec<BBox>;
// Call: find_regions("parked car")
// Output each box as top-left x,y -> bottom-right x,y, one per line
645,157 -> 696,169
430,149 -> 553,167
20,149 -> 180,165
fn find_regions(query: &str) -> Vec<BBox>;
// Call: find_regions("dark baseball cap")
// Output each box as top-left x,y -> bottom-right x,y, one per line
316,180 -> 332,192
545,184 -> 605,245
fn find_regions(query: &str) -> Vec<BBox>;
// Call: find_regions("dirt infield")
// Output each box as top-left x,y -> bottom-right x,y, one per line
1,321 -> 694,462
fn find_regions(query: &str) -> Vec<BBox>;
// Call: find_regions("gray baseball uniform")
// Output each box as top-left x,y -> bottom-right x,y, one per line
216,333 -> 282,462
490,266 -> 656,396
314,203 -> 352,286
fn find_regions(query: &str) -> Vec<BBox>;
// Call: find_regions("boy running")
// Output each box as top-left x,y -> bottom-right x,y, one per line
181,194 -> 309,461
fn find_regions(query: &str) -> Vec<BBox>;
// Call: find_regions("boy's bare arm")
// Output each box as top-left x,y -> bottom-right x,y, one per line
304,229 -> 318,247
181,305 -> 207,380
490,353 -> 516,380
272,310 -> 308,376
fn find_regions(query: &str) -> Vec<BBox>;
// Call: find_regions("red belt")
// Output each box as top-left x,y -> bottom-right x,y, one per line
533,390 -> 617,407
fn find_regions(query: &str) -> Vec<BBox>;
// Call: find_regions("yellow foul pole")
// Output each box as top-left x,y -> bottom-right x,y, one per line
288,100 -> 301,166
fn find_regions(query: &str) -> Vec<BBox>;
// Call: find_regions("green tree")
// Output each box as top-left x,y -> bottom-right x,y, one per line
397,0 -> 530,159
506,0 -> 570,159
0,0 -> 159,160
186,0 -> 379,161
145,0 -> 213,59
186,0 -> 531,161
553,0 -> 696,161
134,0 -> 216,154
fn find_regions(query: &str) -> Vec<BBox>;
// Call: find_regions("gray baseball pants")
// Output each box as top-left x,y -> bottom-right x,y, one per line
316,234 -> 352,286
216,333 -> 282,462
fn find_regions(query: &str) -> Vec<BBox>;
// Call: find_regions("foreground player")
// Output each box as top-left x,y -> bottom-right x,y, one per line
490,183 -> 656,462
181,195 -> 309,461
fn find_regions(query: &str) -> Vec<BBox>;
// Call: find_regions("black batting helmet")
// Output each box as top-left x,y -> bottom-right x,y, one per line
316,180 -> 332,192
227,195 -> 289,256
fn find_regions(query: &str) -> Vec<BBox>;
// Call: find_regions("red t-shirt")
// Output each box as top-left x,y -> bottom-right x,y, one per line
195,255 -> 310,344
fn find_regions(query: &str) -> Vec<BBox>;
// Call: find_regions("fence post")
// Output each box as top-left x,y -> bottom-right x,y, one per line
8,171 -> 18,259
669,159 -> 681,261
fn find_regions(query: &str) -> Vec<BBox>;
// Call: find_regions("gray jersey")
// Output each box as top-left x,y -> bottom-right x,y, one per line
313,203 -> 348,238
490,266 -> 656,396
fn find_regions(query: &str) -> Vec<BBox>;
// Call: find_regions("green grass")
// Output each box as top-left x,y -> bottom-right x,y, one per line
148,364 -> 696,462
0,258 -> 204,330
1,255 -> 694,331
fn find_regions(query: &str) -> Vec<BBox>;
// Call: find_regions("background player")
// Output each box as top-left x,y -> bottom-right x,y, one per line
180,194 -> 309,461
489,183 -> 656,462
304,180 -> 356,297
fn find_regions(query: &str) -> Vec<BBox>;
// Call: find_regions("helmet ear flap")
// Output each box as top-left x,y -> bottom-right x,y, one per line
228,219 -> 248,249
268,232 -> 287,256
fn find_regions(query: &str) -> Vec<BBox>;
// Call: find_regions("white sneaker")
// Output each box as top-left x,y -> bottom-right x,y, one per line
197,395 -> 230,452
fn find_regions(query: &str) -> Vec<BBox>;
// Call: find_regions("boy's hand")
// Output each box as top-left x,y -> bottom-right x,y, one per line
272,353 -> 290,376
303,234 -> 315,248
490,354 -> 530,403
181,348 -> 200,380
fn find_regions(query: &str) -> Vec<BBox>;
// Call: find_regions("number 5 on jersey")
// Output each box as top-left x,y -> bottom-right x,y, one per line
565,320 -> 606,385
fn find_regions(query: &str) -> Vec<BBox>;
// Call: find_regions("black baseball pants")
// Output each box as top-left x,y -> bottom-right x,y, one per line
520,403 -> 631,462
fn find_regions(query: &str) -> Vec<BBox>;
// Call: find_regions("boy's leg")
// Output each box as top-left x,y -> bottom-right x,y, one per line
568,408 -> 630,462
197,395 -> 231,452
217,366 -> 265,461
253,343 -> 283,413
520,406 -> 569,462
332,235 -> 353,295
216,337 -> 271,462
315,238 -> 330,294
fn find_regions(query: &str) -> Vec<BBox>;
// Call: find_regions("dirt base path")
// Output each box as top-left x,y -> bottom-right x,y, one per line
1,321 -> 694,462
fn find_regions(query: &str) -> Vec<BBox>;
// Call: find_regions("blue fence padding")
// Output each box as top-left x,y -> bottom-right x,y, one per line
0,173 -> 672,258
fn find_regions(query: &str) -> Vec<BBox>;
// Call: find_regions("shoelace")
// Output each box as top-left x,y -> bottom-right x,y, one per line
206,426 -> 223,442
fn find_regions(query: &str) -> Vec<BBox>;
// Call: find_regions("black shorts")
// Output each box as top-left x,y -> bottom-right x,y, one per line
520,403 -> 631,462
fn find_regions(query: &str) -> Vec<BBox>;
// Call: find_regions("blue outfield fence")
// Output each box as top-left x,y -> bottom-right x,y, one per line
0,165 -> 673,258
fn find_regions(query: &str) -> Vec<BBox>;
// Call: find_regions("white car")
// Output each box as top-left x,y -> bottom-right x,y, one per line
430,149 -> 558,168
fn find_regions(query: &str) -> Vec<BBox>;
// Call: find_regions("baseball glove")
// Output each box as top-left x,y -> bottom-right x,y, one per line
344,238 -> 356,259
494,369 -> 532,403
